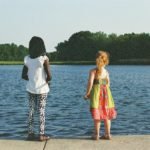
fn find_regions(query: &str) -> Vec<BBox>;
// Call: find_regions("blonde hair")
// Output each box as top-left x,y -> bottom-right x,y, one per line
95,50 -> 109,78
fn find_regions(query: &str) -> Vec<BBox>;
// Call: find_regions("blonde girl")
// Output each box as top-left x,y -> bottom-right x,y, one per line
84,51 -> 117,140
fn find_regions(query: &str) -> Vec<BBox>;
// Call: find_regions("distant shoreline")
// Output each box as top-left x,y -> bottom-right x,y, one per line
0,60 -> 150,65
0,61 -> 95,65
0,61 -> 23,65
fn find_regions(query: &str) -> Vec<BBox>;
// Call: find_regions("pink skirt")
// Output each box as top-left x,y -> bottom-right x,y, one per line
90,84 -> 117,120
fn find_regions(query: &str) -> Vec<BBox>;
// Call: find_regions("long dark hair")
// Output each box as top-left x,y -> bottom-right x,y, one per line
29,36 -> 46,58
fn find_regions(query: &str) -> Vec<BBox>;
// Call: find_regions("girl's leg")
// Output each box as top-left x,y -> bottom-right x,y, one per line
28,93 -> 36,135
93,120 -> 101,140
104,119 -> 111,138
37,93 -> 47,136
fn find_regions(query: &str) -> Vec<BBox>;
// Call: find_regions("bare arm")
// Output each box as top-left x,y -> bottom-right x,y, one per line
22,65 -> 29,80
84,70 -> 95,99
43,59 -> 52,83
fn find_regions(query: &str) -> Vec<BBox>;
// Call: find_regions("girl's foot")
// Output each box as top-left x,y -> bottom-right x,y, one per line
27,133 -> 35,141
39,135 -> 50,141
100,134 -> 112,140
91,134 -> 99,140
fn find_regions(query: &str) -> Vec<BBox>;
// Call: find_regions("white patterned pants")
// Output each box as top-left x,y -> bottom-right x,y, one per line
28,92 -> 47,135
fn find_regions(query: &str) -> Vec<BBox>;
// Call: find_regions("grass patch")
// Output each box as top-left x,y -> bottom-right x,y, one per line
0,61 -> 95,65
50,61 -> 95,65
1,60 -> 150,65
117,59 -> 150,65
0,61 -> 23,65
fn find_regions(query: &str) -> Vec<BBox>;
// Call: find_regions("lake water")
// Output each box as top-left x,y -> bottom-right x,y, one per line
0,65 -> 150,140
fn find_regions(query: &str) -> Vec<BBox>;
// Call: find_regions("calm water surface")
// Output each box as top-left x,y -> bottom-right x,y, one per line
0,65 -> 150,139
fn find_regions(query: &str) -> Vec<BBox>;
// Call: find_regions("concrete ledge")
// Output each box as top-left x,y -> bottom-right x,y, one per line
0,135 -> 150,150
0,139 -> 45,150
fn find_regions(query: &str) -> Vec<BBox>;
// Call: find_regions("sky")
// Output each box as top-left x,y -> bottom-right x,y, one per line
0,0 -> 150,52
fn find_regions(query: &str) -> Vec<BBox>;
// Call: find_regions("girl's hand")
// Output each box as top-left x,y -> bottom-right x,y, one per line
84,94 -> 90,100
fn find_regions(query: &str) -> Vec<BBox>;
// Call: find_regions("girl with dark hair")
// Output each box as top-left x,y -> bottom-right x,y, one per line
29,36 -> 46,58
22,36 -> 52,141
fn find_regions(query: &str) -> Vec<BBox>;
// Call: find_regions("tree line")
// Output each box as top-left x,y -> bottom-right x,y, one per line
54,31 -> 150,64
0,43 -> 28,61
0,31 -> 150,64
